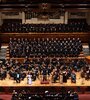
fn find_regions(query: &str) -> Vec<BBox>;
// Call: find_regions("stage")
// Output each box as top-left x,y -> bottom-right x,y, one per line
0,45 -> 90,94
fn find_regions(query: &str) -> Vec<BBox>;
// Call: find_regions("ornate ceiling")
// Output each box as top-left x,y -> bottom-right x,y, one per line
0,0 -> 90,4
0,0 -> 90,11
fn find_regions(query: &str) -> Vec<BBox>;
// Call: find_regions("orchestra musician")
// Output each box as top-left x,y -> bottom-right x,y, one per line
59,72 -> 63,84
51,68 -> 59,83
71,72 -> 76,83
16,72 -> 20,83
62,71 -> 67,83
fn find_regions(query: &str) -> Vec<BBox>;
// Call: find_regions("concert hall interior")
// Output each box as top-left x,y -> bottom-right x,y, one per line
0,0 -> 90,100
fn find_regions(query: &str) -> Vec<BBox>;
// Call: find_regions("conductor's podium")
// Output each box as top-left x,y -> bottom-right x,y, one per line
41,81 -> 49,84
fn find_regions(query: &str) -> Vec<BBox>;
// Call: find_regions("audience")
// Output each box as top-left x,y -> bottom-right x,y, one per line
11,89 -> 79,100
9,37 -> 82,58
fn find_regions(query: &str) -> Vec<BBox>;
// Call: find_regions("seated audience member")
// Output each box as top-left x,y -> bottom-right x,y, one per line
12,90 -> 18,100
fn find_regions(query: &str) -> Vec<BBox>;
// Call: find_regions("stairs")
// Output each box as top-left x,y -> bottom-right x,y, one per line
82,44 -> 90,56
0,46 -> 8,60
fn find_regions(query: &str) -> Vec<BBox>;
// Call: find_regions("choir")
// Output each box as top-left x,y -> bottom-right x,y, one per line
9,38 -> 82,58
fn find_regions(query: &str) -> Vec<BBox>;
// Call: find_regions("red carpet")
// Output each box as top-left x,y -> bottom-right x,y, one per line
79,94 -> 90,100
0,95 -> 12,100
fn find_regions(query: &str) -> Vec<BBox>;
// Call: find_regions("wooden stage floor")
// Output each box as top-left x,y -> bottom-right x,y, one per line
0,72 -> 90,87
